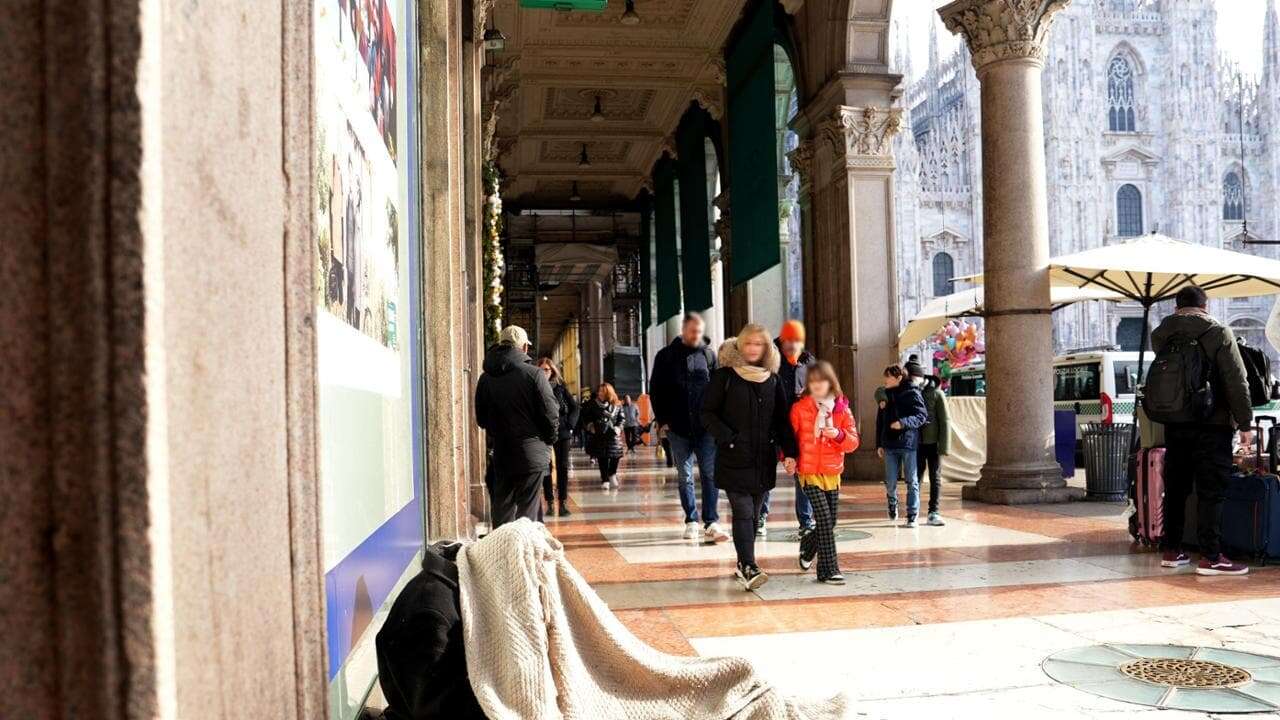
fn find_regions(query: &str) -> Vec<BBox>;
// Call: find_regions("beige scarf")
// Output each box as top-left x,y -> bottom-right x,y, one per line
734,364 -> 771,383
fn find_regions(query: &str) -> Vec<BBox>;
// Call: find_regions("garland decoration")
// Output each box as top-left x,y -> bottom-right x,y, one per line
482,161 -> 506,346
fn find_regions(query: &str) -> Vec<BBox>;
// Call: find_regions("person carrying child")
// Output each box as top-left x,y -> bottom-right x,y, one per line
791,361 -> 860,584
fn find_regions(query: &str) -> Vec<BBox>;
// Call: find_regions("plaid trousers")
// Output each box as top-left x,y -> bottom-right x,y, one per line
800,485 -> 841,579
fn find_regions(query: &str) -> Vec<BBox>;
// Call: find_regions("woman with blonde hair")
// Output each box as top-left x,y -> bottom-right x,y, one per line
700,324 -> 800,590
583,382 -> 625,489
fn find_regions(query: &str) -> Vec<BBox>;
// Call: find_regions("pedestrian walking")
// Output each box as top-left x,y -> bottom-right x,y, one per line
700,324 -> 800,590
790,361 -> 859,585
538,357 -> 579,517
474,326 -> 559,528
649,312 -> 730,542
875,364 -> 928,528
583,382 -> 626,489
621,395 -> 641,452
759,319 -> 817,538
1149,285 -> 1254,576
909,362 -> 950,527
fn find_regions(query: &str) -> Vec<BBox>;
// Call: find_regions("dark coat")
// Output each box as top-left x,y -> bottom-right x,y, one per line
875,383 -> 929,451
1151,310 -> 1253,429
700,339 -> 800,495
773,338 -> 816,408
475,343 -> 558,473
376,543 -> 486,720
649,337 -> 718,439
583,399 -> 625,460
552,382 -> 580,441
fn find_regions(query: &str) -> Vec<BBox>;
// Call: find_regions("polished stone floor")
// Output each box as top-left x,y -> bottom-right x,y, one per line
546,449 -> 1280,718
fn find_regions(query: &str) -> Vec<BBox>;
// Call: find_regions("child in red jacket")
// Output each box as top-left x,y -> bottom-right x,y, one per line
789,361 -> 860,584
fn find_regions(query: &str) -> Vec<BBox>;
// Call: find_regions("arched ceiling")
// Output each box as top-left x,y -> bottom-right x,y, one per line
486,0 -> 747,208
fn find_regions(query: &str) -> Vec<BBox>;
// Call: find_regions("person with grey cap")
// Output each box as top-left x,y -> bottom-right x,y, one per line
475,325 -> 560,527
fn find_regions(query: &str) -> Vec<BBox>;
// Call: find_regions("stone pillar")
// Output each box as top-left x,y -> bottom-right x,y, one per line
940,0 -> 1082,503
715,192 -> 751,335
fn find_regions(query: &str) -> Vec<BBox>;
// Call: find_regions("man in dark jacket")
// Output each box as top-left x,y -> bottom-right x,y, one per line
759,320 -> 818,537
876,364 -> 929,527
649,313 -> 728,542
475,325 -> 559,527
1153,285 -> 1254,576
910,362 -> 950,527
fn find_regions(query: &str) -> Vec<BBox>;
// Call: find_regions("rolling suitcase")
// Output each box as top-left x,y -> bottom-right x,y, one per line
1130,447 -> 1166,546
1221,417 -> 1280,560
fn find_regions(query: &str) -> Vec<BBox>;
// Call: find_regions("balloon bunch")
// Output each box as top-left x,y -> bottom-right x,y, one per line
929,319 -> 986,380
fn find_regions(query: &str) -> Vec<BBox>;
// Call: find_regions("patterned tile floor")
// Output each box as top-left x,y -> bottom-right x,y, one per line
546,449 -> 1280,718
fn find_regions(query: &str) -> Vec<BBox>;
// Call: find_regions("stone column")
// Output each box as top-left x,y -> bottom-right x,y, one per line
940,0 -> 1082,503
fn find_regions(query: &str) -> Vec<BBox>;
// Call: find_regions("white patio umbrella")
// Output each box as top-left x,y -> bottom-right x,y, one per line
898,285 -> 1122,350
970,233 -> 1280,381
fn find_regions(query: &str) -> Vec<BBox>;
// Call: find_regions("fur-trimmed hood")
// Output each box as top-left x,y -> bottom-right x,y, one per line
717,336 -> 781,374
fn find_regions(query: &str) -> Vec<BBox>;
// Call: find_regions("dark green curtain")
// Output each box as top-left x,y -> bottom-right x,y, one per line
653,158 -> 681,322
676,107 -> 713,312
639,193 -> 653,329
726,0 -> 780,287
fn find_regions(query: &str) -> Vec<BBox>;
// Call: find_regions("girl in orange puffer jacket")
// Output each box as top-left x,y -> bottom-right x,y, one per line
789,361 -> 860,584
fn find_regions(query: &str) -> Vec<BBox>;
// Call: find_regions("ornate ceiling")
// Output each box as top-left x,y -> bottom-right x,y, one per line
485,0 -> 746,207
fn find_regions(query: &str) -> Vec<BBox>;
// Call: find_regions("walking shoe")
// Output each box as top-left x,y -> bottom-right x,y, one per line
798,547 -> 816,571
683,521 -> 700,540
736,563 -> 769,591
927,512 -> 945,527
1160,550 -> 1191,568
600,481 -> 610,490
704,523 -> 731,543
902,517 -> 917,528
887,507 -> 898,521
1196,555 -> 1249,576
756,515 -> 768,537
819,574 -> 846,586
557,505 -> 572,517
609,475 -> 619,488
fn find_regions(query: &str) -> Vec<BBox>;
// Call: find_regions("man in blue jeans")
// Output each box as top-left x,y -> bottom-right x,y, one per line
876,364 -> 929,527
758,320 -> 817,537
649,313 -> 730,542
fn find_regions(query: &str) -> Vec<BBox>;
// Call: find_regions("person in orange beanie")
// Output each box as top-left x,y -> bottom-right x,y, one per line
758,319 -> 819,538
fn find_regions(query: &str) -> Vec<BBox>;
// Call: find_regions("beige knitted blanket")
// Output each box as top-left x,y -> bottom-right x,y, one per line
457,519 -> 849,720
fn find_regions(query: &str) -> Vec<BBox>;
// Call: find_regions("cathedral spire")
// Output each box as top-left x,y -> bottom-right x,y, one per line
1265,0 -> 1279,86
928,13 -> 940,73
893,17 -> 914,81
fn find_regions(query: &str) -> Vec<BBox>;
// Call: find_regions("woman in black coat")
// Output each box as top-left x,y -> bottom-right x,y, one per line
538,357 -> 579,516
583,382 -> 626,489
700,324 -> 799,590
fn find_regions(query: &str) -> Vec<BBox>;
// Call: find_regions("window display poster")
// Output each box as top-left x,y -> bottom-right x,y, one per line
313,0 -> 423,716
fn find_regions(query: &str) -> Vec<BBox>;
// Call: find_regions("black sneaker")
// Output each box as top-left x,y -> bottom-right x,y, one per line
557,505 -> 572,517
799,548 -> 815,571
736,563 -> 769,590
888,507 -> 898,521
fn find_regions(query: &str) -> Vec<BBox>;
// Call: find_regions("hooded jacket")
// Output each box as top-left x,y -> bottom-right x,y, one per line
875,383 -> 929,451
774,337 -> 816,408
1151,309 -> 1253,429
475,343 -> 559,473
919,381 -> 950,453
648,336 -> 718,438
700,338 -> 800,494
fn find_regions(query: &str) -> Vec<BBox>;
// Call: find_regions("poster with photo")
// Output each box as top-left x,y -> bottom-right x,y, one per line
331,0 -> 398,161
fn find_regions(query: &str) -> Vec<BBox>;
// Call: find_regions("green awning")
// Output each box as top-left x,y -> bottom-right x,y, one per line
676,107 -> 714,312
653,158 -> 681,322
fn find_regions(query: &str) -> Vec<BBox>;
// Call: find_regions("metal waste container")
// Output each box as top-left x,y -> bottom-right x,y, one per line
1081,422 -> 1131,501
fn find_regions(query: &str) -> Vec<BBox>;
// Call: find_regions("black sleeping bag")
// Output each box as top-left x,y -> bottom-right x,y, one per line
375,543 -> 486,720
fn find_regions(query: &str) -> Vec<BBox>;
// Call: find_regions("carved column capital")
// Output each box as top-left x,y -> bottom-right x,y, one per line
692,87 -> 723,120
819,106 -> 903,171
658,136 -> 678,161
786,140 -> 815,190
938,0 -> 1072,72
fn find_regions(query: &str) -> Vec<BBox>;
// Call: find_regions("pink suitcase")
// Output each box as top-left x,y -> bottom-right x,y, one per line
1132,447 -> 1166,546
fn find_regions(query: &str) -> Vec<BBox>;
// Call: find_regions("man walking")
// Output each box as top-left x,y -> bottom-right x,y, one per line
649,313 -> 730,542
1152,286 -> 1254,575
909,362 -> 949,527
475,325 -> 559,528
759,320 -> 818,537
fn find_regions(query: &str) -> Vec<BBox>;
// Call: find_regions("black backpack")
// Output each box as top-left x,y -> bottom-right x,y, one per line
1142,328 -> 1216,424
1237,340 -> 1271,407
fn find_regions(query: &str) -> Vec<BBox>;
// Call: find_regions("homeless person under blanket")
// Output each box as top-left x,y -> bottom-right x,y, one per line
456,519 -> 850,720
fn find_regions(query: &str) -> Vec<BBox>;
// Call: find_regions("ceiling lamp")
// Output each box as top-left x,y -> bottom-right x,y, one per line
620,0 -> 641,25
590,95 -> 605,123
578,143 -> 591,167
569,181 -> 581,203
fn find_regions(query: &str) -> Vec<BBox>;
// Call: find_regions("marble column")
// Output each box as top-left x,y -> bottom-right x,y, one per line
940,0 -> 1082,503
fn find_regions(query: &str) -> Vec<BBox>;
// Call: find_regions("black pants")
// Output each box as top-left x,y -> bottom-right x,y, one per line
917,443 -> 942,515
597,455 -> 619,485
800,485 -> 841,579
624,426 -> 639,450
488,468 -> 545,529
1163,424 -> 1233,556
544,437 -> 571,506
727,491 -> 765,567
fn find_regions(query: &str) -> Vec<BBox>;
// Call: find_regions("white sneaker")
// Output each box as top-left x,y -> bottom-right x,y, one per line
683,521 -> 700,540
600,481 -> 610,490
704,522 -> 731,543
610,475 -> 619,488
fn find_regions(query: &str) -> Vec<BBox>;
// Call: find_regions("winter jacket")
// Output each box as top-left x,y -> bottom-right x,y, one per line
583,400 -> 625,460
376,543 -> 486,720
875,383 -> 929,451
552,382 -> 580,442
790,395 -> 860,476
700,339 -> 800,494
1151,310 -> 1253,430
919,381 -> 951,454
774,338 -> 817,407
474,343 -> 559,473
649,337 -> 718,439
621,403 -> 641,428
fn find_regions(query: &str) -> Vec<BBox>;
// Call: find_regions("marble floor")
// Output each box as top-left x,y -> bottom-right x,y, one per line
545,449 -> 1280,718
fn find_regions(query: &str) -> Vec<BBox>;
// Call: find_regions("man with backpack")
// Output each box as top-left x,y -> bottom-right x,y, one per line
1146,285 -> 1254,576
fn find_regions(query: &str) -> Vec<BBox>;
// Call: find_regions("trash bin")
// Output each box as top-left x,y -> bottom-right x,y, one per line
1081,422 -> 1131,501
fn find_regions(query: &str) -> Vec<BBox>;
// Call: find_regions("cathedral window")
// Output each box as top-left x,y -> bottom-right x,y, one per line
1116,184 -> 1143,237
1107,56 -> 1137,132
1224,171 -> 1245,221
932,252 -> 955,296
